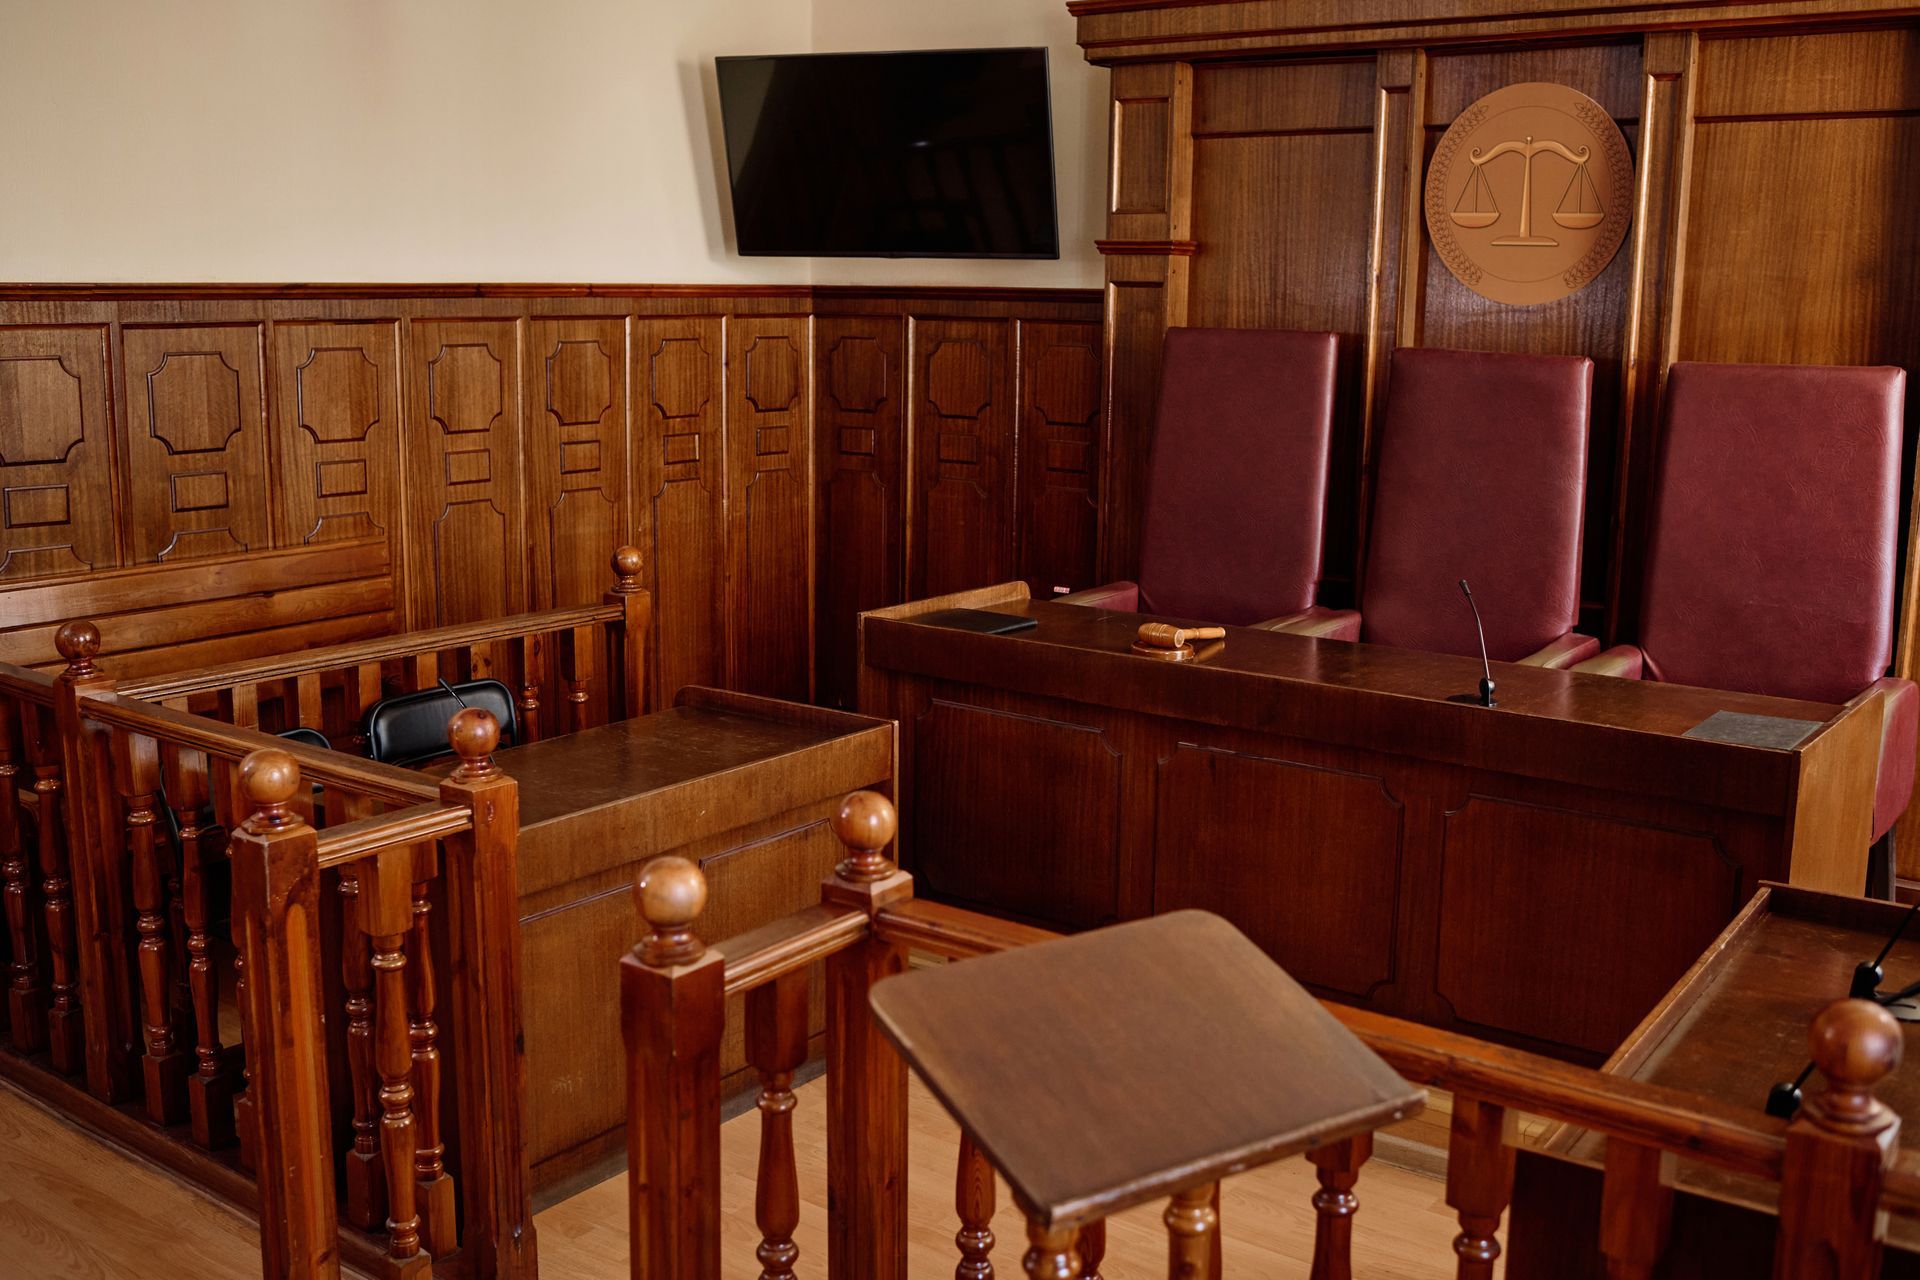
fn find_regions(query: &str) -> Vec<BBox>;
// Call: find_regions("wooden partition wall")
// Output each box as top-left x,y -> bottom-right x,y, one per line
0,284 -> 1103,714
1073,0 -> 1920,867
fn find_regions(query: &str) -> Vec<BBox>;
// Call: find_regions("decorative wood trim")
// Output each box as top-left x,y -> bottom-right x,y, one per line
1094,239 -> 1201,256
0,283 -> 1104,305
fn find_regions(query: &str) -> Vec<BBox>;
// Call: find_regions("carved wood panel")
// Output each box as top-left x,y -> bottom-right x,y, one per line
120,324 -> 270,564
1434,795 -> 1741,1055
267,322 -> 402,604
910,319 -> 1015,598
525,317 -> 628,609
1151,742 -> 1403,999
727,317 -> 812,700
814,315 -> 905,710
911,698 -> 1123,930
403,319 -> 526,627
0,326 -> 117,580
635,317 -> 726,705
1017,320 -> 1104,599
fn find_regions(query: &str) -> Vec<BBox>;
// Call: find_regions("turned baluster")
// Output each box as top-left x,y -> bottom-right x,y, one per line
606,545 -> 650,718
1166,1181 -> 1218,1279
565,624 -> 597,731
1446,1097 -> 1517,1280
748,969 -> 807,1280
118,730 -> 189,1124
1077,1221 -> 1105,1280
517,633 -> 544,744
408,650 -> 439,693
1774,999 -> 1904,1279
626,853 -> 724,1280
2,696 -> 46,1054
23,700 -> 84,1074
359,848 -> 423,1262
214,753 -> 260,1171
1307,1134 -> 1372,1280
340,867 -> 384,1229
1023,1219 -> 1081,1280
408,840 -> 457,1256
164,743 -> 234,1150
956,1132 -> 996,1280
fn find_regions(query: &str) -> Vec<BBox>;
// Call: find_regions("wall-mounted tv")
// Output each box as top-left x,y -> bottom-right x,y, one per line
715,48 -> 1059,259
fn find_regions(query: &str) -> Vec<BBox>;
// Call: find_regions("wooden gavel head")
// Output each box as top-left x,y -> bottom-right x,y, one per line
1136,622 -> 1227,650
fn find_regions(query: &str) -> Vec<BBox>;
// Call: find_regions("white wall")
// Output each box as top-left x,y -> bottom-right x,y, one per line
0,0 -> 1106,286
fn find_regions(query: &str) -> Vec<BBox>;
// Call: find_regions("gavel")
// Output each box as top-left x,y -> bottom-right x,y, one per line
1136,623 -> 1226,649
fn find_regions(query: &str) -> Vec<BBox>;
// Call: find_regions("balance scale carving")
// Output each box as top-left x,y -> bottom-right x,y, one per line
1449,134 -> 1605,247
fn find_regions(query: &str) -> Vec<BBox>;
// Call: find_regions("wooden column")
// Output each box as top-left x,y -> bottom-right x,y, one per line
1023,1218 -> 1083,1280
439,708 -> 538,1279
747,969 -> 807,1280
408,841 -> 457,1256
1166,1181 -> 1218,1279
1077,1219 -> 1107,1280
822,791 -> 913,1280
1,695 -> 47,1053
1608,30 -> 1699,641
1599,1138 -> 1673,1280
1775,999 -> 1903,1280
1446,1097 -> 1518,1280
606,545 -> 652,719
228,748 -> 341,1280
360,844 -> 424,1269
956,1131 -> 997,1280
164,740 -> 235,1150
116,728 -> 189,1124
624,853 -> 724,1280
1096,60 -> 1195,583
340,866 -> 385,1229
1308,1133 -> 1373,1280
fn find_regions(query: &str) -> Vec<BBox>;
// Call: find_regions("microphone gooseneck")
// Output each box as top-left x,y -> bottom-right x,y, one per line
1459,579 -> 1497,708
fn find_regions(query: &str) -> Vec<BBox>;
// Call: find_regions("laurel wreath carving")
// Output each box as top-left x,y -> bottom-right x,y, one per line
1425,102 -> 1491,289
1560,99 -> 1635,291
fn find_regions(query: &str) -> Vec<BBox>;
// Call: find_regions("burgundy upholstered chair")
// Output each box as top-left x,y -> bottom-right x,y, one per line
1059,326 -> 1339,625
1575,361 -> 1916,888
1264,346 -> 1599,667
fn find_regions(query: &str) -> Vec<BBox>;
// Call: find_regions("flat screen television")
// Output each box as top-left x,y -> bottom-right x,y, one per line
715,48 -> 1059,259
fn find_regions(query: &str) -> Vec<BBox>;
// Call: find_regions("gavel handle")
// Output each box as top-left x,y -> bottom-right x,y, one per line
1138,623 -> 1228,649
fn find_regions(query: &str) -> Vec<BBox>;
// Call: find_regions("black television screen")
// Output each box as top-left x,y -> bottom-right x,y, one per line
716,48 -> 1059,259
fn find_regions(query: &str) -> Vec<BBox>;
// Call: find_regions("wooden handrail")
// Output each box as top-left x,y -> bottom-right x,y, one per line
0,662 -> 57,703
716,903 -> 869,998
313,802 -> 472,870
120,600 -> 622,701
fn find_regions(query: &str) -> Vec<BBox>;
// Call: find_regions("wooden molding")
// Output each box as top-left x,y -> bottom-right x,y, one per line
0,281 -> 1103,304
1095,239 -> 1200,257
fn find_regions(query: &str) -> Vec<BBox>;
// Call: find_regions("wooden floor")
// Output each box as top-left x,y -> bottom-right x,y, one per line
2,1071 -> 1480,1279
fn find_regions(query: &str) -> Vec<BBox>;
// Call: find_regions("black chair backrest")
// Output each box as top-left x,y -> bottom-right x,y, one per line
364,680 -> 518,768
278,726 -> 332,751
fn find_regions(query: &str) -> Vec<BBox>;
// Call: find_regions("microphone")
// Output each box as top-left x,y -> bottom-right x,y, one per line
1765,899 -> 1920,1117
438,678 -> 471,709
1459,579 -> 1497,708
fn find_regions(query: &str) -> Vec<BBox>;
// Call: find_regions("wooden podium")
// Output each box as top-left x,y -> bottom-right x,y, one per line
858,583 -> 1883,1062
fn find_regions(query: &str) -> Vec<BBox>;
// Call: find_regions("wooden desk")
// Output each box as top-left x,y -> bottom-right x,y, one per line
1509,885 -> 1920,1277
495,686 -> 893,1199
858,583 -> 1882,1062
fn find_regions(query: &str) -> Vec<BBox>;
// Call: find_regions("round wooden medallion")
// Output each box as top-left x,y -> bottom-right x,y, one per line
1424,82 -> 1634,306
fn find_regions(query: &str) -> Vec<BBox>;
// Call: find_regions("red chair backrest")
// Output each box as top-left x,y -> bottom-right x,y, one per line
1639,361 -> 1906,704
1136,327 -> 1340,624
1361,347 -> 1594,661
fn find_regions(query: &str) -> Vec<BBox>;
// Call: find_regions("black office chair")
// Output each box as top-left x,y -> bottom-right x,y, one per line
364,680 -> 518,769
159,725 -> 332,846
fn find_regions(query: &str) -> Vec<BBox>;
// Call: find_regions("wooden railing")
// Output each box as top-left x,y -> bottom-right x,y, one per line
120,545 -> 652,746
625,792 -> 1916,1280
0,623 -> 536,1280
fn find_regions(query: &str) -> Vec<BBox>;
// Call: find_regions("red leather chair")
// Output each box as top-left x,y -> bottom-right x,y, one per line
1059,326 -> 1339,625
1575,361 -> 1916,889
1264,347 -> 1599,667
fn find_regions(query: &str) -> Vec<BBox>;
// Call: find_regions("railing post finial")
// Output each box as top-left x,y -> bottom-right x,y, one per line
635,855 -> 708,967
831,790 -> 898,883
54,620 -> 102,679
610,545 -> 645,595
1805,998 -> 1902,1137
238,748 -> 302,834
447,707 -> 501,782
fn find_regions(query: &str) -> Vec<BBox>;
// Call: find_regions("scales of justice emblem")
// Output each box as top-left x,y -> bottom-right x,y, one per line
1424,82 -> 1633,306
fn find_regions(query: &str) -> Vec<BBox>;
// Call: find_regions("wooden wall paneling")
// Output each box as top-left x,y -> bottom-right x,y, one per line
813,315 -> 905,711
1097,60 -> 1195,583
403,318 -> 527,627
1607,32 -> 1699,643
635,316 -> 727,706
0,326 -> 119,580
909,318 -> 1016,599
1673,26 -> 1920,872
725,316 -> 813,700
266,321 -> 404,622
1015,320 -> 1104,599
1416,42 -> 1645,635
524,316 -> 629,608
1185,56 -> 1378,598
118,324 -> 271,564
